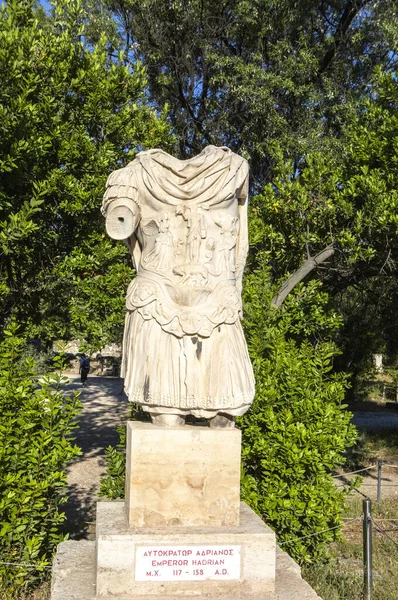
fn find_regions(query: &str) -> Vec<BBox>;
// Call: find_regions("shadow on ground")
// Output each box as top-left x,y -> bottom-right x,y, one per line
61,376 -> 128,539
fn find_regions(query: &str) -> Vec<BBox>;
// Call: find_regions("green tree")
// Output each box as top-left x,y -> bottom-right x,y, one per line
99,0 -> 397,186
0,0 -> 173,347
250,69 -> 398,377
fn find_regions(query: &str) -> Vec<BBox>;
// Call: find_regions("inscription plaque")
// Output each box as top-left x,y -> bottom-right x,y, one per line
135,545 -> 241,581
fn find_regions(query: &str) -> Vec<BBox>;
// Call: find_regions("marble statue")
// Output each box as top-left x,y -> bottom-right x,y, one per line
102,145 -> 255,426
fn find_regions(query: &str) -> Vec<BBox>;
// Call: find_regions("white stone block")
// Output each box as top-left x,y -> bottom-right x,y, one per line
125,422 -> 241,527
96,501 -> 276,598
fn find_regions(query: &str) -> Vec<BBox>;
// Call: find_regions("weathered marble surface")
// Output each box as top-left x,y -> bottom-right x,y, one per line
102,146 -> 255,421
125,422 -> 241,527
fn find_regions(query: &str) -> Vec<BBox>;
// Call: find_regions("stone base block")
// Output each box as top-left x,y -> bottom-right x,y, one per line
125,422 -> 241,527
96,501 -> 275,598
51,540 -> 322,600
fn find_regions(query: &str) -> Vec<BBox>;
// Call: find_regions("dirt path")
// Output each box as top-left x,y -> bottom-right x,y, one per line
61,374 -> 128,539
337,404 -> 398,501
352,407 -> 398,430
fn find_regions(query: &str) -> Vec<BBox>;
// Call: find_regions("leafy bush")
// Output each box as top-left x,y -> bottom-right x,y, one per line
99,425 -> 126,500
0,323 -> 81,598
239,260 -> 357,564
17,343 -> 55,376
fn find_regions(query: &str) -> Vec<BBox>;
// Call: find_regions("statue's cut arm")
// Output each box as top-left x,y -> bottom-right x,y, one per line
105,198 -> 140,241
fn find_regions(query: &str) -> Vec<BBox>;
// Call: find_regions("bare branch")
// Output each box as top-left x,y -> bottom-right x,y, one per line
272,245 -> 335,308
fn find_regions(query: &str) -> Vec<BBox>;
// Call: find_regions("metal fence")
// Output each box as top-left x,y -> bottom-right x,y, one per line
278,494 -> 394,600
333,461 -> 398,502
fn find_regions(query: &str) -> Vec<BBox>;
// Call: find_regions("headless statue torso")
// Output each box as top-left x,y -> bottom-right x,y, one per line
102,146 -> 255,427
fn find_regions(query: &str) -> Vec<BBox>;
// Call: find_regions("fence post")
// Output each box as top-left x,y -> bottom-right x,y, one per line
377,461 -> 382,503
363,498 -> 373,600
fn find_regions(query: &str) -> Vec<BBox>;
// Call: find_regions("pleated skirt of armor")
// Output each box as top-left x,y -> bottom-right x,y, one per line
121,311 -> 255,418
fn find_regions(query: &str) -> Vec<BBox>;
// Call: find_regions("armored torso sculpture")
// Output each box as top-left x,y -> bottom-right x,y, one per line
102,146 -> 255,426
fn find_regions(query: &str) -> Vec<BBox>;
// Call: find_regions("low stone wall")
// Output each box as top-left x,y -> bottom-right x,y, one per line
52,340 -> 122,376
64,356 -> 121,377
52,339 -> 122,358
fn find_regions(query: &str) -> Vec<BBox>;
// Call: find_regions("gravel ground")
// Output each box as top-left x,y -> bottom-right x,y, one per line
61,374 -> 128,539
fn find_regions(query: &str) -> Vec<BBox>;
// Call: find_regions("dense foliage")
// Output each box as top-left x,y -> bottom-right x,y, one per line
99,424 -> 126,499
236,70 -> 398,557
0,323 -> 81,597
250,69 -> 398,376
97,0 -> 397,186
2,0 -> 397,576
0,0 -> 173,347
239,263 -> 357,562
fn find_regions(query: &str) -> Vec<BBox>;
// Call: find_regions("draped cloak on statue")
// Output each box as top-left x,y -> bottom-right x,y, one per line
102,146 -> 255,418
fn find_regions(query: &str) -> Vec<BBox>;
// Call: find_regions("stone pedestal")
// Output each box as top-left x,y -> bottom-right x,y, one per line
52,540 -> 322,600
125,422 -> 241,527
51,421 -> 322,600
94,423 -> 274,597
96,501 -> 275,598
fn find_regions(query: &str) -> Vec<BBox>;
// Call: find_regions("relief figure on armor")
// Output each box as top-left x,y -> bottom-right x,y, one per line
176,204 -> 208,264
102,146 -> 255,427
213,211 -> 238,274
141,212 -> 174,273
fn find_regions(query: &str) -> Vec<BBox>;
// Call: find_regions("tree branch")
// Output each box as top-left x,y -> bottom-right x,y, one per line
317,0 -> 367,75
272,245 -> 335,308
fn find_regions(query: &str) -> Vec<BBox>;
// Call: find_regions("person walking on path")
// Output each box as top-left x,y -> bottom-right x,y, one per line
79,354 -> 90,387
